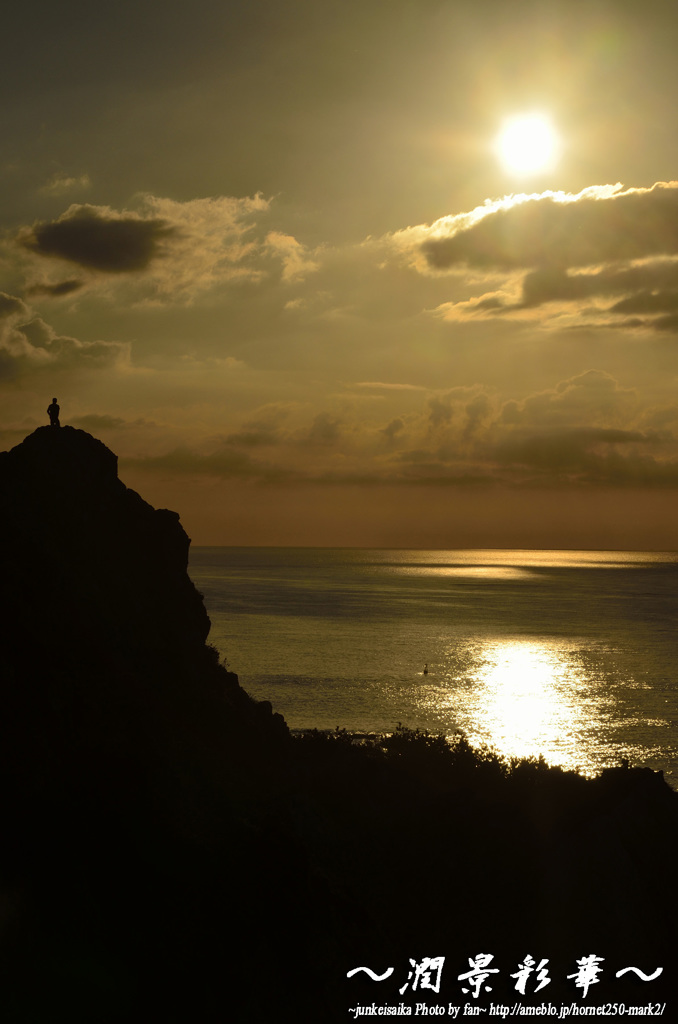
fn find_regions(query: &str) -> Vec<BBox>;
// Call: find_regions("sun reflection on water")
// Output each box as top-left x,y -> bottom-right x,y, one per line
449,640 -> 606,773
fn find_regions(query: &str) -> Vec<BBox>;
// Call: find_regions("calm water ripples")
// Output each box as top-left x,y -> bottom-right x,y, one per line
189,548 -> 678,786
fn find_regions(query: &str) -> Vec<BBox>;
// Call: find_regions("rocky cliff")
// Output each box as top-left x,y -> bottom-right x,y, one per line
0,426 -> 294,1022
0,425 -> 210,670
0,426 -> 285,805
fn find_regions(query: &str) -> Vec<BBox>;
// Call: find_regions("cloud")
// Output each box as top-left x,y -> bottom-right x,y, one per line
72,414 -> 127,431
15,192 -> 323,306
391,183 -> 678,335
0,292 -> 128,380
353,381 -> 427,392
127,446 -> 293,483
224,405 -> 292,447
20,204 -> 177,273
504,260 -> 678,331
27,279 -> 85,297
492,427 -> 677,487
386,419 -> 678,490
306,411 -> 341,445
499,370 -> 636,429
425,386 -> 495,432
137,192 -> 271,297
463,393 -> 492,439
0,293 -> 28,319
38,173 -> 91,197
224,428 -> 279,447
71,414 -> 158,432
374,183 -> 678,331
380,417 -> 404,443
459,371 -> 678,487
115,365 -> 678,491
351,372 -> 678,488
420,182 -> 678,272
520,261 -> 678,309
428,394 -> 455,429
264,231 -> 319,282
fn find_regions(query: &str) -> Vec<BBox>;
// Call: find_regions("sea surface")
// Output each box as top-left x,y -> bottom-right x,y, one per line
188,547 -> 678,787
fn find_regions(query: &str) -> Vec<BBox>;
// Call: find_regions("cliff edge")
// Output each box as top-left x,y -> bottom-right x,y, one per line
0,426 -> 285,799
0,425 -> 210,669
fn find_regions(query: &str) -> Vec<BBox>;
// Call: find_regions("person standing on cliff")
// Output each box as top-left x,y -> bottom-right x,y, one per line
47,398 -> 60,427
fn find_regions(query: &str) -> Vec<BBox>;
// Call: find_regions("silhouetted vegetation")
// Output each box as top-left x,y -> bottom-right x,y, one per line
0,428 -> 676,1021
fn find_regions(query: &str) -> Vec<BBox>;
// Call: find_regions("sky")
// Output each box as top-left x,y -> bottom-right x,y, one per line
4,0 -> 678,547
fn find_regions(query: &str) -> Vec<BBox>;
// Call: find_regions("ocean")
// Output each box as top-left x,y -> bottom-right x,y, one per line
188,547 -> 678,788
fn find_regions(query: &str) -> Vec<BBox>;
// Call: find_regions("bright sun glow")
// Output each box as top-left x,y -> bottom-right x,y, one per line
496,114 -> 559,174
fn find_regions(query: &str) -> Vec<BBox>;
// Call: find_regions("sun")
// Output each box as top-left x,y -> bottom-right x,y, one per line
495,114 -> 559,175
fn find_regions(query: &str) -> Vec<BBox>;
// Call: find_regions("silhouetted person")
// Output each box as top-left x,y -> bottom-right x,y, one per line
47,398 -> 60,427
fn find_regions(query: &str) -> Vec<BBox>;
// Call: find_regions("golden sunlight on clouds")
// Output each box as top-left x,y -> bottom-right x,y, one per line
4,0 -> 678,548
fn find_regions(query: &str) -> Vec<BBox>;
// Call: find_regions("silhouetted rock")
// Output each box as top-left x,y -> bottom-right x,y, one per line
0,426 -> 286,806
1,426 -> 208,667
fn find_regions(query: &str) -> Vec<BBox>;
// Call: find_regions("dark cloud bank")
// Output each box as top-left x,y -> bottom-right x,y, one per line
20,205 -> 176,273
423,182 -> 678,272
